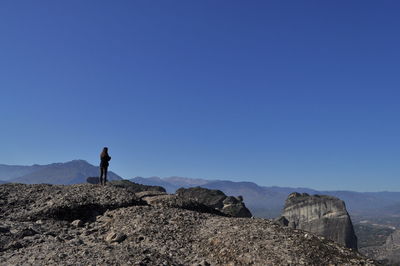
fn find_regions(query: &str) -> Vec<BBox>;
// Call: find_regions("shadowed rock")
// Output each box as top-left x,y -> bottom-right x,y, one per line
109,180 -> 166,193
137,192 -> 226,216
176,187 -> 252,217
86,176 -> 100,184
0,183 -> 145,222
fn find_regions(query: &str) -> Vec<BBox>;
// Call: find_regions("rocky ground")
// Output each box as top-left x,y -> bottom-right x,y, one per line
0,183 -> 378,265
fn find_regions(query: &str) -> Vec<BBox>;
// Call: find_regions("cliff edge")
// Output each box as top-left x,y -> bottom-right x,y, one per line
279,192 -> 358,250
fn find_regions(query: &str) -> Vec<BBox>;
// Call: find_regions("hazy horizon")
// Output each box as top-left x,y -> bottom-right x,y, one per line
1,1 -> 400,191
2,159 -> 400,193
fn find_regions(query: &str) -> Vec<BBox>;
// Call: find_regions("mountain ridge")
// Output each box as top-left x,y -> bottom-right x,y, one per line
130,176 -> 400,221
0,160 -> 122,184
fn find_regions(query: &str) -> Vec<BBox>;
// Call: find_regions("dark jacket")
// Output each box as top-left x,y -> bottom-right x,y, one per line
100,154 -> 111,168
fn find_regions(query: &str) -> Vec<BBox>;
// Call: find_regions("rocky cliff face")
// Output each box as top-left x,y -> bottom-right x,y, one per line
361,229 -> 400,264
0,184 -> 375,265
280,192 -> 358,250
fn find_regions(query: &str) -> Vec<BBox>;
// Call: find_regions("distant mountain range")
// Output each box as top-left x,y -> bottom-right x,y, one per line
0,160 -> 122,184
2,161 -> 400,223
130,176 -> 400,221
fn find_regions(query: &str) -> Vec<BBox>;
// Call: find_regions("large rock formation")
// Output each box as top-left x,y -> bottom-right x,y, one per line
0,183 -> 376,265
176,187 -> 252,217
279,192 -> 358,250
361,229 -> 400,264
7,160 -> 122,184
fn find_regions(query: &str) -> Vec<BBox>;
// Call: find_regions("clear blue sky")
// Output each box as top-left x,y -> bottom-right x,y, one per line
1,1 -> 399,191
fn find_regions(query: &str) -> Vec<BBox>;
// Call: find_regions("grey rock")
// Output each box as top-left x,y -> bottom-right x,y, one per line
361,229 -> 400,264
0,183 -> 145,222
223,196 -> 239,205
135,190 -> 168,200
0,226 -> 10,233
0,183 -> 377,265
109,179 -> 166,193
71,220 -> 84,227
176,187 -> 252,217
194,260 -> 211,266
176,187 -> 226,209
105,232 -> 127,243
15,228 -> 38,239
281,192 -> 358,250
141,193 -> 224,216
86,176 -> 100,184
274,216 -> 289,226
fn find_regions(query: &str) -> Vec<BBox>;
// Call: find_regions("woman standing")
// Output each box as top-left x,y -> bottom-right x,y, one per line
100,147 -> 111,185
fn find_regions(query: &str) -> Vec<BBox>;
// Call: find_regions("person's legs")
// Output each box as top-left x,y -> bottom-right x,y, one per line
100,167 -> 104,185
104,167 -> 108,185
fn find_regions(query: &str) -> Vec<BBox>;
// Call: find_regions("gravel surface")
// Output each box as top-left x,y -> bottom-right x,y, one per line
0,183 -> 378,265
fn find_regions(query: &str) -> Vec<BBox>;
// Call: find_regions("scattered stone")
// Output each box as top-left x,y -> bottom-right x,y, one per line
105,232 -> 127,243
0,183 -> 377,265
71,220 -> 84,227
0,183 -> 145,222
0,226 -> 10,233
16,228 -> 38,239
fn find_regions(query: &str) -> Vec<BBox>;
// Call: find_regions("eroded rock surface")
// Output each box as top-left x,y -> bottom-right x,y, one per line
361,229 -> 400,265
0,183 -> 145,222
109,179 -> 166,193
176,187 -> 252,218
137,191 -> 225,216
280,192 -> 358,250
0,184 -> 376,265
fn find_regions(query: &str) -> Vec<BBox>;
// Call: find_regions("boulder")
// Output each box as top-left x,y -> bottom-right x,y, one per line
274,216 -> 289,227
109,180 -> 166,193
139,193 -> 224,216
105,232 -> 127,243
86,177 -> 100,184
176,187 -> 252,218
135,190 -> 168,200
71,220 -> 84,227
279,192 -> 358,250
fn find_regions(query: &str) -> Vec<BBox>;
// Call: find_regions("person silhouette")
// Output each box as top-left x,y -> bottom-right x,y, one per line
99,147 -> 111,185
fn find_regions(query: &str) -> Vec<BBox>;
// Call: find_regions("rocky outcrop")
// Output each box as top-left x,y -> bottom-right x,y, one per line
136,191 -> 226,216
176,187 -> 252,218
279,192 -> 358,250
87,178 -> 166,193
109,180 -> 166,193
0,183 -> 376,265
361,229 -> 400,264
0,183 -> 145,222
86,176 -> 100,184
